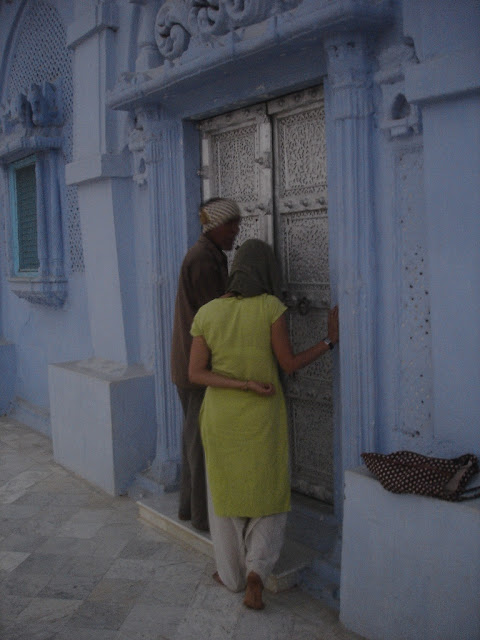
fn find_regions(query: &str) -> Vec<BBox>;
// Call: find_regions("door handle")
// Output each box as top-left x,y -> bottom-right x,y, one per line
283,293 -> 312,315
297,297 -> 311,315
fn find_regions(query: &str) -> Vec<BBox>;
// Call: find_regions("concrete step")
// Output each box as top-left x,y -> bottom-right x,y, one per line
134,490 -> 314,593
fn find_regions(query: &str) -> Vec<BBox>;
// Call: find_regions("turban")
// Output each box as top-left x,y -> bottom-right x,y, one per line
200,198 -> 241,233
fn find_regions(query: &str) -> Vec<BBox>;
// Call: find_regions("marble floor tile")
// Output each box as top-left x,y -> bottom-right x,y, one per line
0,572 -> 52,597
0,532 -> 48,553
0,503 -> 43,519
88,577 -> 149,604
119,536 -> 166,561
103,557 -> 157,581
117,602 -> 187,640
0,594 -> 32,625
8,491 -> 53,507
0,470 -> 53,504
67,600 -> 134,631
62,554 -> 113,579
38,572 -> 103,600
57,519 -> 107,539
0,550 -> 30,572
0,623 -> 60,640
87,523 -> 136,557
36,536 -> 97,557
172,584 -> 242,640
54,627 -> 119,640
13,596 -> 82,628
11,552 -> 69,577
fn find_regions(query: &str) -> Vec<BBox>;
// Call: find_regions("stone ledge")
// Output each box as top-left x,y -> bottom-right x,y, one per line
405,48 -> 480,104
340,466 -> 480,640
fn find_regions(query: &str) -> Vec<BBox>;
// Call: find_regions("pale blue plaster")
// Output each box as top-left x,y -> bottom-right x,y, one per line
49,359 -> 156,495
0,0 -> 93,433
421,95 -> 480,451
1,1 -> 480,627
340,468 -> 480,640
0,341 -> 15,414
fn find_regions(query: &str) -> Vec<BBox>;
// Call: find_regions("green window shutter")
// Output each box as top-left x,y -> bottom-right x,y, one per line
15,163 -> 39,272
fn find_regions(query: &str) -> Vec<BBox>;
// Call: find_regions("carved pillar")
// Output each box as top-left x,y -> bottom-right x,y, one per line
325,33 -> 376,478
141,107 -> 185,487
129,0 -> 162,71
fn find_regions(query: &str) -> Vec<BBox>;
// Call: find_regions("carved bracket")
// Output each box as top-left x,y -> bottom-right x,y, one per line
127,106 -> 165,185
375,44 -> 422,138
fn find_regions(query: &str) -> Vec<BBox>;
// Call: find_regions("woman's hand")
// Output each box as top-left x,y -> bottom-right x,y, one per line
327,305 -> 339,345
247,381 -> 276,396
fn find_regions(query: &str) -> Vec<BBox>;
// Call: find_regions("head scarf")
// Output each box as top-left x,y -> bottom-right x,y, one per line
200,198 -> 241,233
226,239 -> 283,299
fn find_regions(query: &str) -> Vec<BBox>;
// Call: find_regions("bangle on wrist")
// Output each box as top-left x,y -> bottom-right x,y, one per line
323,337 -> 334,350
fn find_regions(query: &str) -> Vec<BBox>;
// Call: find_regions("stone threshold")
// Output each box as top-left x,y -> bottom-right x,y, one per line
134,490 -> 315,593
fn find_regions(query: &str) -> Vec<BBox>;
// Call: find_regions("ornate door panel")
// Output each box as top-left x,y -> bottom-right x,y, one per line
199,86 -> 333,503
269,89 -> 333,503
198,104 -> 273,266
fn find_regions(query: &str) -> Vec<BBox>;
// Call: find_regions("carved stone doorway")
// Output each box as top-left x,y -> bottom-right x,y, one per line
199,86 -> 333,503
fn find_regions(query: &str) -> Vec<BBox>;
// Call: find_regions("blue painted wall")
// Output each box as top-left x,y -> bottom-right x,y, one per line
0,0 -> 478,492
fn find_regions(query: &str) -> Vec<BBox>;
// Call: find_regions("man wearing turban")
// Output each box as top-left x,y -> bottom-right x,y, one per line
171,198 -> 241,531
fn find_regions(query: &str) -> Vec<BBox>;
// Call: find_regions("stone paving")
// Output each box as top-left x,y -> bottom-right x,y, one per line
0,416 -> 365,640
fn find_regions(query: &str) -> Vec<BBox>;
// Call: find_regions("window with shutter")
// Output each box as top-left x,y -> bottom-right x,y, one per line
12,158 -> 39,273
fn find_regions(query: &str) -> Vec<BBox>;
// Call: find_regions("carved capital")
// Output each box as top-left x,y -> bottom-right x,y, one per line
324,33 -> 373,120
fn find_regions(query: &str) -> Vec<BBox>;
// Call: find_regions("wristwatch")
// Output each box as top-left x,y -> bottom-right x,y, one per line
323,337 -> 334,350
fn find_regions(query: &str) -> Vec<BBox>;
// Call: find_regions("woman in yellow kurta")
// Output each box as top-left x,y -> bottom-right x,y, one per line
189,239 -> 339,610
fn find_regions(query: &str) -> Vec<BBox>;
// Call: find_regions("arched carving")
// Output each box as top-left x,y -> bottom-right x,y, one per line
154,0 -> 303,61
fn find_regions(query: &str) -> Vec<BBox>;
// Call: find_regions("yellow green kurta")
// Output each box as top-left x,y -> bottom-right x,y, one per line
190,294 -> 290,518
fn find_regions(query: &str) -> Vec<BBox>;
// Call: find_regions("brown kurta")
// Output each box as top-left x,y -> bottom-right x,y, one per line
171,234 -> 228,388
171,234 -> 229,529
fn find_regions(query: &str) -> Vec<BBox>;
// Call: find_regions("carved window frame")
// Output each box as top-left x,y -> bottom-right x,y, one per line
8,154 -> 39,276
1,142 -> 67,308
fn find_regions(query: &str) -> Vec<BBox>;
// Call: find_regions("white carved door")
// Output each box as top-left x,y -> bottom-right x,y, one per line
199,86 -> 333,503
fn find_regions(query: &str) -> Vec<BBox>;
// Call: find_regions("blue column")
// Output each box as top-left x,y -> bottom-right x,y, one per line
143,108 -> 186,488
324,33 -> 377,496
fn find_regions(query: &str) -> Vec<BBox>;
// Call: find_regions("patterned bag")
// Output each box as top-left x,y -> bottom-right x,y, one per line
361,450 -> 480,501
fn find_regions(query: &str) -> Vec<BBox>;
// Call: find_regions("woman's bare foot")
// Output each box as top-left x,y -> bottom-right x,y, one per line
243,571 -> 265,610
212,571 -> 224,586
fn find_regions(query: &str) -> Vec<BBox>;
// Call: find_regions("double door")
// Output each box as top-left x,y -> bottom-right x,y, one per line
198,86 -> 333,503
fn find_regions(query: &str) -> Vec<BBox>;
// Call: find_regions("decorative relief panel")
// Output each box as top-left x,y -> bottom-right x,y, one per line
212,125 -> 258,202
154,0 -> 303,61
288,309 -> 332,383
199,104 -> 273,248
276,107 -> 327,200
289,398 -> 333,503
396,147 -> 433,438
282,209 -> 329,286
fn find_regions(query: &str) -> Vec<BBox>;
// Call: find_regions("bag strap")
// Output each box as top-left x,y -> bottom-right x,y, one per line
458,485 -> 480,501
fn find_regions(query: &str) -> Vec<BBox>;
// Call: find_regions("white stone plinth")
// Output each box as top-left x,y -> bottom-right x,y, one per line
340,466 -> 480,640
49,358 -> 156,495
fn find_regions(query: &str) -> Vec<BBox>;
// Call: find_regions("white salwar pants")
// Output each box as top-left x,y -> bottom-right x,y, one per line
207,481 -> 287,591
